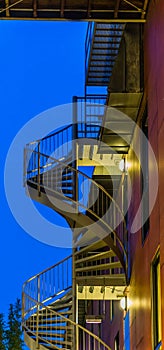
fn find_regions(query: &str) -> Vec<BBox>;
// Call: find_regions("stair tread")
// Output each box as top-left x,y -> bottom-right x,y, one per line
76,261 -> 122,273
76,274 -> 126,286
31,325 -> 73,330
75,240 -> 107,255
75,250 -> 115,264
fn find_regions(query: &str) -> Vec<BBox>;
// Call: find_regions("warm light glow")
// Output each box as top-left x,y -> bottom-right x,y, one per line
120,297 -> 132,310
119,158 -> 129,172
119,159 -> 125,172
85,315 -> 102,324
56,289 -> 65,296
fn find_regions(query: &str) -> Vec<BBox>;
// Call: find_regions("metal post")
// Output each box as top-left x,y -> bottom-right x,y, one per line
36,275 -> 40,349
76,323 -> 79,350
37,142 -> 41,196
23,148 -> 26,187
22,291 -> 25,326
72,249 -> 77,350
73,96 -> 78,204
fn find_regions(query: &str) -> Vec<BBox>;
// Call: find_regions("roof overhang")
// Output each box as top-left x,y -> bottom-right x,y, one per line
0,0 -> 151,22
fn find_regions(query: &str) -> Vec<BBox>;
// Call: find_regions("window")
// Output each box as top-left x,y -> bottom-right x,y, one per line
114,332 -> 119,350
141,105 -> 150,243
152,253 -> 162,349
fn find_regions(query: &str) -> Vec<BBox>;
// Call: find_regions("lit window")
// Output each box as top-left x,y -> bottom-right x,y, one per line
152,253 -> 162,349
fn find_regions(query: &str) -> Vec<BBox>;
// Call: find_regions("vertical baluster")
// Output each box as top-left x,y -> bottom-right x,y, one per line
97,185 -> 99,217
67,257 -> 68,289
50,165 -> 54,190
37,142 -> 40,196
89,334 -> 91,350
94,337 -> 96,350
76,324 -> 79,350
83,330 -> 85,350
62,262 -> 64,291
36,275 -> 40,349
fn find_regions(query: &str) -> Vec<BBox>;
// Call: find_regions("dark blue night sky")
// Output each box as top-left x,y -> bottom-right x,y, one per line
1,20 -> 87,317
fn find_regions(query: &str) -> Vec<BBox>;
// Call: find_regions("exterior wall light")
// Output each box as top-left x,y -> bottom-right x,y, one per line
119,158 -> 128,172
120,296 -> 132,311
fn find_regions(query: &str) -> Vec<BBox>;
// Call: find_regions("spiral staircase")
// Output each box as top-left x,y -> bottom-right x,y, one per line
22,96 -> 128,350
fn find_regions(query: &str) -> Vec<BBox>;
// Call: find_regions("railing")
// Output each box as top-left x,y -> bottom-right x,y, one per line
74,95 -> 107,139
24,97 -> 108,185
25,148 -> 127,272
85,22 -> 95,83
22,293 -> 112,350
26,124 -> 73,161
22,255 -> 72,307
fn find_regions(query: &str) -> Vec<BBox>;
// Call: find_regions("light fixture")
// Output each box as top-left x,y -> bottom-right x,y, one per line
78,286 -> 83,293
119,158 -> 128,172
85,315 -> 102,324
120,296 -> 132,311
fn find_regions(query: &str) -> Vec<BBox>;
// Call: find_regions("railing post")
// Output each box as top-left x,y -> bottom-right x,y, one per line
22,291 -> 25,327
73,96 -> 78,204
76,323 -> 79,350
37,142 -> 41,196
36,275 -> 40,349
23,148 -> 27,187
72,250 -> 77,350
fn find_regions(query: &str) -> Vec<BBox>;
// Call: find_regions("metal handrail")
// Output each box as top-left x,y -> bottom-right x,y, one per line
23,293 -> 112,350
26,149 -> 126,226
23,254 -> 72,306
85,22 -> 95,73
26,124 -> 72,146
23,254 -> 72,288
26,97 -> 107,147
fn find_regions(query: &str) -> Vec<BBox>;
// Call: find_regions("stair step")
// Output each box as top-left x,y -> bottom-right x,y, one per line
36,331 -> 66,338
89,68 -> 112,73
29,315 -> 70,322
50,339 -> 72,346
75,240 -> 107,256
51,302 -> 72,310
75,261 -> 122,273
62,189 -> 74,195
62,169 -> 73,176
91,50 -> 118,55
76,274 -> 126,286
31,325 -> 73,331
53,291 -> 72,303
61,183 -> 73,188
75,250 -> 115,264
62,175 -> 73,181
59,310 -> 72,315
93,44 -> 120,50
88,72 -> 111,77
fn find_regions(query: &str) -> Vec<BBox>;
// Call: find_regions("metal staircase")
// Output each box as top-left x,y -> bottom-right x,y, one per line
23,97 -> 128,349
23,256 -> 112,350
85,23 -> 125,87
